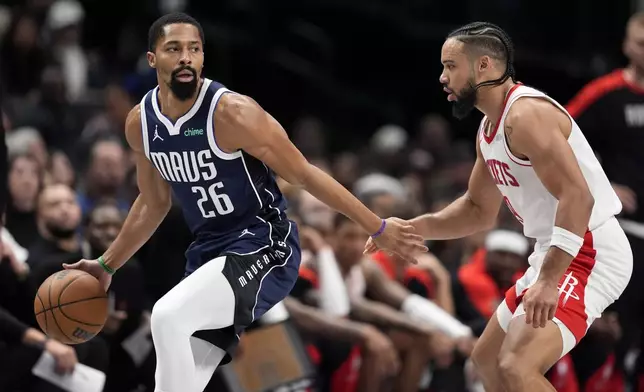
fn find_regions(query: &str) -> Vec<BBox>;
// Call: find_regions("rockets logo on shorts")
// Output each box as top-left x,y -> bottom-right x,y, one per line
557,272 -> 580,306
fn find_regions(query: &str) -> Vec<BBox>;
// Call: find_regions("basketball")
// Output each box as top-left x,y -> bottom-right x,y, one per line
34,269 -> 109,345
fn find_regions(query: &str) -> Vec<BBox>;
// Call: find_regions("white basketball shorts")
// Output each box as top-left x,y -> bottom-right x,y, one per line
496,217 -> 633,358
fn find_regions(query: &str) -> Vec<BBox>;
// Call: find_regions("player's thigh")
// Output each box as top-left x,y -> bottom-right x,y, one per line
471,309 -> 507,369
500,315 -> 563,374
152,256 -> 236,331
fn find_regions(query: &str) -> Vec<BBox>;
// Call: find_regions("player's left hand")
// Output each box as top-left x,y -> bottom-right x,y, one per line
522,279 -> 559,329
367,217 -> 428,264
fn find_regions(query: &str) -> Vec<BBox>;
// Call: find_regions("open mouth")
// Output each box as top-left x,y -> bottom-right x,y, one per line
175,70 -> 195,82
443,87 -> 456,101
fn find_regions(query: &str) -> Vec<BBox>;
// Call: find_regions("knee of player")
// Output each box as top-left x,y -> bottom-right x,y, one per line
150,298 -> 182,330
497,350 -> 527,381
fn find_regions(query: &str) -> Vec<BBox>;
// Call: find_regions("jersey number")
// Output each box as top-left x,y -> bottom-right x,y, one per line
192,182 -> 234,218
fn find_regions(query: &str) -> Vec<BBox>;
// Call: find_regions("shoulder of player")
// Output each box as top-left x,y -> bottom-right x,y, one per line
505,97 -> 559,133
215,92 -> 266,131
124,104 -> 143,152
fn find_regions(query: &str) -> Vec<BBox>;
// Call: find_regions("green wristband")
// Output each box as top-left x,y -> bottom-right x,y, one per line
98,256 -> 115,275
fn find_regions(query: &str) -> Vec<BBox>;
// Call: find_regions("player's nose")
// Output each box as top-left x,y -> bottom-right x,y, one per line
179,50 -> 192,65
439,73 -> 448,84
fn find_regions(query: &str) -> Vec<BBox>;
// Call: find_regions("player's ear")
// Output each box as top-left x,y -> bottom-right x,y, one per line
479,56 -> 490,73
147,52 -> 157,69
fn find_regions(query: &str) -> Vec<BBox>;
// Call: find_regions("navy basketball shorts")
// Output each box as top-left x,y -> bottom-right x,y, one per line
190,220 -> 301,364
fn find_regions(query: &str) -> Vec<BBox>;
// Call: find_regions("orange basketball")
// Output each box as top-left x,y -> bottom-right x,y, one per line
33,269 -> 109,344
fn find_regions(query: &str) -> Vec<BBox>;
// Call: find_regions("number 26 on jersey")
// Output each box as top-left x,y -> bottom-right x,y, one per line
192,182 -> 235,218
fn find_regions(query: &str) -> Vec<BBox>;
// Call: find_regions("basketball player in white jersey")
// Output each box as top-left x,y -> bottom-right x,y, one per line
366,22 -> 633,391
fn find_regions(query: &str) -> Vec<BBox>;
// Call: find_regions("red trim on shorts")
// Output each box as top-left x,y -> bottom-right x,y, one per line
483,83 -> 523,144
503,230 -> 597,342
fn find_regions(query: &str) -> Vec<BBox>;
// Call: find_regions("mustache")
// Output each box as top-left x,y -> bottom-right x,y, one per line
171,66 -> 197,79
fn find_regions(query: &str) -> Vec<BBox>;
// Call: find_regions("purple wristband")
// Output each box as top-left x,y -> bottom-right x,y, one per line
371,219 -> 387,238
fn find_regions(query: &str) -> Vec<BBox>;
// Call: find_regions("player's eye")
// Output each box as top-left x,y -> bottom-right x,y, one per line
166,47 -> 178,52
190,47 -> 200,52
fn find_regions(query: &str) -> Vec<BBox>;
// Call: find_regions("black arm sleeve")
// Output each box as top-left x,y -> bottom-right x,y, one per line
0,306 -> 28,344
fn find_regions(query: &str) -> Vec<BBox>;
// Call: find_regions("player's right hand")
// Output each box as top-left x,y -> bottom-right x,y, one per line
45,339 -> 77,375
365,218 -> 428,264
62,259 -> 112,291
360,325 -> 400,376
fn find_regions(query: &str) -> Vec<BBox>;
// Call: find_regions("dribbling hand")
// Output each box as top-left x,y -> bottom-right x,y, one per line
62,259 -> 112,292
364,218 -> 428,264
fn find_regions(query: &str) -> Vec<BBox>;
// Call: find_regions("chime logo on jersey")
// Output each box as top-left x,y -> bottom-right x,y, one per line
184,128 -> 204,136
149,149 -> 217,183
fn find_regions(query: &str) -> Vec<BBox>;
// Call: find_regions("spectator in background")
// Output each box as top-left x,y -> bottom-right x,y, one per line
26,183 -> 83,284
5,153 -> 42,249
289,225 -> 399,392
0,305 -> 77,392
82,199 -> 152,392
9,64 -> 82,154
298,214 -> 473,392
297,190 -> 336,235
78,139 -> 129,216
566,11 -> 644,390
44,0 -> 87,103
78,81 -> 133,156
47,149 -> 75,187
0,11 -> 47,97
415,114 -> 452,170
6,127 -> 48,169
455,230 -> 528,321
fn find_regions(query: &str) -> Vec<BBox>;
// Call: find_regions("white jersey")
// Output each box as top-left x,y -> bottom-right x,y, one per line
478,84 -> 622,243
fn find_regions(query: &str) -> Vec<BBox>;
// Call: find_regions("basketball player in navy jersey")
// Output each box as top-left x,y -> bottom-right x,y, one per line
63,13 -> 427,392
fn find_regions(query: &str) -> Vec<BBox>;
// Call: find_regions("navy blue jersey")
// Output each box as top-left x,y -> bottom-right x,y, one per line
140,79 -> 298,274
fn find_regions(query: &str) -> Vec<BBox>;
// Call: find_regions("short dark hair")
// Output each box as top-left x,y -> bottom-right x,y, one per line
148,13 -> 205,52
84,198 -> 123,226
447,22 -> 516,83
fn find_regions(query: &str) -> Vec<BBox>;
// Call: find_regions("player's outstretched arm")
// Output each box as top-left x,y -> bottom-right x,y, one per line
215,93 -> 427,263
64,106 -> 172,288
410,139 -> 503,240
506,99 -> 594,328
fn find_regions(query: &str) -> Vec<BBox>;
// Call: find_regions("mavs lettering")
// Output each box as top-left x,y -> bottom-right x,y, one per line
150,149 -> 235,218
486,158 -> 519,187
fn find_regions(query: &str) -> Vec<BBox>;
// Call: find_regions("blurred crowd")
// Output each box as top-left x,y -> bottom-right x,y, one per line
0,1 -> 642,392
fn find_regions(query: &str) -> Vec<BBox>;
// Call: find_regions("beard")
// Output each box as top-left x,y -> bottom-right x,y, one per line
451,82 -> 478,120
168,66 -> 199,101
45,222 -> 77,240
